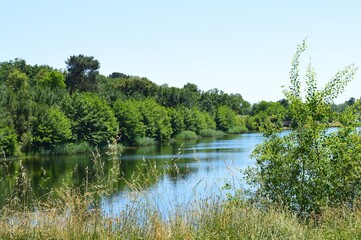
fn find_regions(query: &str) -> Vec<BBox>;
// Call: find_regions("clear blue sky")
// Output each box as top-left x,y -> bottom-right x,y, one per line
0,0 -> 360,103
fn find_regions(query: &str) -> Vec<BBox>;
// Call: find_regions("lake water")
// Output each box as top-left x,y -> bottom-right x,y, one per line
0,133 -> 265,216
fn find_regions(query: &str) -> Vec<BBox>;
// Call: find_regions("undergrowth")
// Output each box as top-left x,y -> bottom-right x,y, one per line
1,139 -> 361,239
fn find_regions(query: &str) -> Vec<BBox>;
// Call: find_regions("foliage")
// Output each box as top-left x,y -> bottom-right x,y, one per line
113,76 -> 158,99
137,99 -> 173,143
167,107 -> 185,136
135,136 -> 156,146
31,107 -> 73,151
247,39 -> 359,216
175,130 -> 198,140
215,105 -> 238,132
199,129 -> 225,137
0,54 -> 255,155
108,72 -> 130,79
227,126 -> 248,134
35,68 -> 66,89
3,158 -> 361,239
65,93 -> 118,146
0,125 -> 17,156
182,107 -> 216,134
113,99 -> 145,145
50,141 -> 93,155
65,54 -> 100,94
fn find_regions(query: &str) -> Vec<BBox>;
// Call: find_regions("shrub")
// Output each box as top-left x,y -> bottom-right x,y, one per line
135,137 -> 156,146
227,126 -> 248,134
246,39 -> 359,217
65,93 -> 118,147
199,129 -> 225,137
175,130 -> 198,140
0,125 -> 17,156
215,105 -> 237,132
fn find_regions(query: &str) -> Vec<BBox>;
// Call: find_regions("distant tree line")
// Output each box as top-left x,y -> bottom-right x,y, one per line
0,55 -> 357,156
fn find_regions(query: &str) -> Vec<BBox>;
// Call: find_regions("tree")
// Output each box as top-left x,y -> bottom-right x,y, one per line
247,39 -> 359,217
113,99 -> 145,145
65,55 -> 100,94
108,72 -> 130,79
179,83 -> 200,108
137,99 -> 172,142
0,119 -> 17,156
35,68 -> 66,89
64,92 -> 118,146
31,107 -> 73,151
215,105 -> 238,132
168,107 -> 185,136
115,76 -> 158,99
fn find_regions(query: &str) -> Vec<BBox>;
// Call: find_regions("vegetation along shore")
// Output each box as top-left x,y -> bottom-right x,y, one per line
1,39 -> 361,239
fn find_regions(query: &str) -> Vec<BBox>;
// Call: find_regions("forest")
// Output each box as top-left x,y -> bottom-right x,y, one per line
0,55 -> 357,156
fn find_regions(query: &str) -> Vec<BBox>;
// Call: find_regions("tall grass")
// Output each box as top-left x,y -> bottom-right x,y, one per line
175,130 -> 198,140
46,141 -> 93,155
135,137 -> 157,146
227,125 -> 248,134
199,129 -> 225,137
1,141 -> 361,239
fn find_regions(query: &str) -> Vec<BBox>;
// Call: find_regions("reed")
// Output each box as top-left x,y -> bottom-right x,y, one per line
1,141 -> 361,239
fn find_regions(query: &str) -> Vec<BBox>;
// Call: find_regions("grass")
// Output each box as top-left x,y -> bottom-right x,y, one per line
227,125 -> 249,134
1,141 -> 361,239
199,129 -> 225,137
38,141 -> 94,155
175,130 -> 198,140
135,136 -> 157,146
2,193 -> 361,239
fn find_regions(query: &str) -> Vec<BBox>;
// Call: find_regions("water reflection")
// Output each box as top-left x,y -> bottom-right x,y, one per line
0,133 -> 265,214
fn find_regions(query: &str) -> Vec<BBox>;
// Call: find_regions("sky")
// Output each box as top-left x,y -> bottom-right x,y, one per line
0,0 -> 360,104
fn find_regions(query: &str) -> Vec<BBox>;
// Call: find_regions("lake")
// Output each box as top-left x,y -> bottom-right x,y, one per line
0,132 -> 265,216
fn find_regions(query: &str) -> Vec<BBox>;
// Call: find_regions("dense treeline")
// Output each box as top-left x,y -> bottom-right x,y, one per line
0,56 -> 356,156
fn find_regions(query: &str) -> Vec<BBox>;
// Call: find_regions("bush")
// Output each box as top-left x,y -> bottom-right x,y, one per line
32,107 -> 73,151
49,141 -> 93,155
199,129 -> 225,137
113,99 -> 145,145
65,93 -> 118,147
135,137 -> 156,146
175,130 -> 198,140
0,125 -> 17,156
227,126 -> 248,134
246,39 -> 359,217
215,106 -> 238,132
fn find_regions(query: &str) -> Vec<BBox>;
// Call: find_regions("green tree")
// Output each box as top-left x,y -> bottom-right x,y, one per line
0,122 -> 17,156
6,68 -> 29,92
115,76 -> 158,99
113,99 -> 145,145
65,93 -> 118,146
0,71 -> 33,140
138,99 -> 172,142
251,101 -> 287,131
247,39 -> 359,217
215,105 -> 237,132
35,68 -> 66,89
168,107 -> 185,136
65,55 -> 100,95
179,83 -> 200,108
31,107 -> 73,151
108,72 -> 130,79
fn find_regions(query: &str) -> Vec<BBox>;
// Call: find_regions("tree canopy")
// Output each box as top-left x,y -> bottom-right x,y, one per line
247,39 -> 359,217
65,55 -> 100,94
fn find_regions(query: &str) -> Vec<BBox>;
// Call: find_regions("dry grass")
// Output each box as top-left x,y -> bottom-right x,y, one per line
1,142 -> 361,239
2,186 -> 361,240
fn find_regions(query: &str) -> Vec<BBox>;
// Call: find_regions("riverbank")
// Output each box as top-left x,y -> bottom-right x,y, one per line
1,137 -> 360,239
1,190 -> 360,239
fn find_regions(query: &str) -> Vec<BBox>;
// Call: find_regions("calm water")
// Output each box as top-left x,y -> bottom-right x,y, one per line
0,133 -> 265,215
